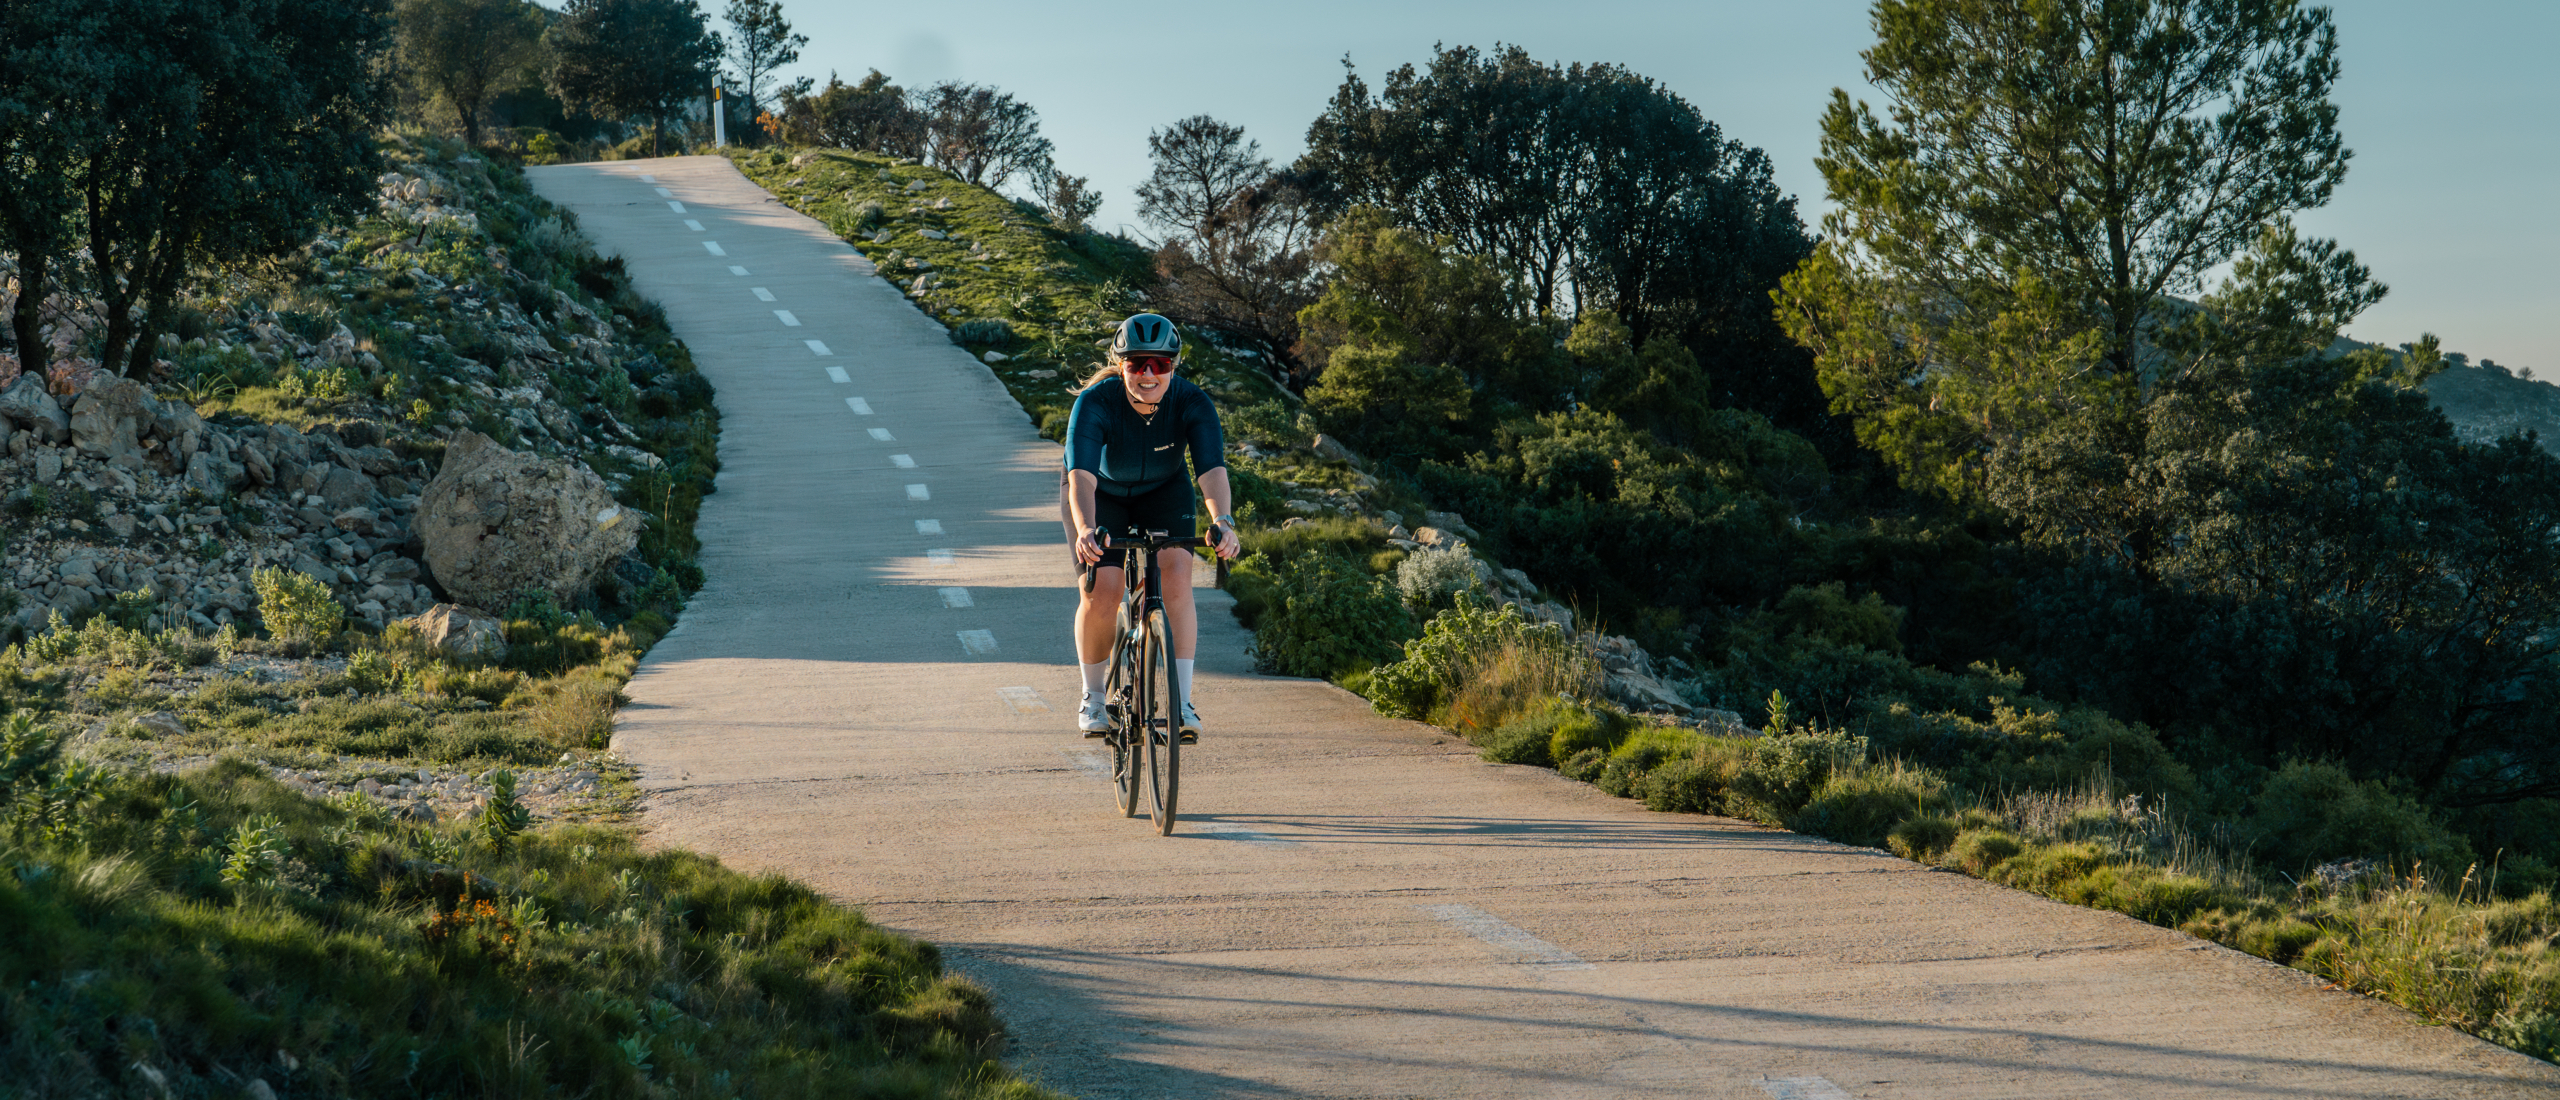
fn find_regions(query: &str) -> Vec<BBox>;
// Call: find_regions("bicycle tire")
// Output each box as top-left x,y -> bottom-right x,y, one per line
1143,607 -> 1180,834
1109,628 -> 1141,818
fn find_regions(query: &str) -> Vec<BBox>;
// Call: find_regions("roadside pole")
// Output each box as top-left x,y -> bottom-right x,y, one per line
712,86 -> 726,147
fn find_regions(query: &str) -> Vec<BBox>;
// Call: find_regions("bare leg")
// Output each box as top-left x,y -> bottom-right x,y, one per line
1160,549 -> 1197,659
1075,566 -> 1125,664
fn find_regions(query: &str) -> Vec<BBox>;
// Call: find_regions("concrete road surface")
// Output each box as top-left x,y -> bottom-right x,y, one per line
529,156 -> 2560,1100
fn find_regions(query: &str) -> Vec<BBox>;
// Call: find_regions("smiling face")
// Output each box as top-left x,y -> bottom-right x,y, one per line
1119,353 -> 1176,404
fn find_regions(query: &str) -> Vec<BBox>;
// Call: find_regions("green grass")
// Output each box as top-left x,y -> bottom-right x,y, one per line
0,751 -> 1055,1099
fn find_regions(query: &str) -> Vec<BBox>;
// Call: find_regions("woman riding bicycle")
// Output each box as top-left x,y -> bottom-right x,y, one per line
1063,313 -> 1240,740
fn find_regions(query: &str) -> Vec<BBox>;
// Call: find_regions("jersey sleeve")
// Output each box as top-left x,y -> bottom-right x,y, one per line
1183,384 -> 1227,480
1064,383 -> 1108,476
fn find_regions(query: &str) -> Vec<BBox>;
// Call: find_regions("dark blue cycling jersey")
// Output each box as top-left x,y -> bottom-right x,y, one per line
1064,374 -> 1225,496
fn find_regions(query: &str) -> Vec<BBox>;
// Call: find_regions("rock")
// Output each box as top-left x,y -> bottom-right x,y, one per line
54,587 -> 94,615
239,444 -> 273,485
918,227 -> 948,240
1413,526 -> 1465,550
1423,510 -> 1478,539
983,350 -> 1008,363
332,507 -> 379,535
1388,524 -> 1412,540
0,373 -> 70,442
132,711 -> 187,739
103,514 -> 136,539
1377,509 -> 1404,527
32,449 -> 60,483
1605,665 -> 1694,715
67,377 -> 155,462
416,432 -> 638,608
317,465 -> 376,510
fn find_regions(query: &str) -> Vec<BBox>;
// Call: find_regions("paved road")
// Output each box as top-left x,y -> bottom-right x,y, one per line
529,156 -> 2560,1100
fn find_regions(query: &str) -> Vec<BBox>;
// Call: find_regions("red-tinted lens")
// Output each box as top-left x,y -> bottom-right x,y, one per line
1125,356 -> 1175,375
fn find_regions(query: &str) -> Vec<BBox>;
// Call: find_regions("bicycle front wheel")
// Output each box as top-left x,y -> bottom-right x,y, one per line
1142,608 -> 1180,835
1110,644 -> 1141,818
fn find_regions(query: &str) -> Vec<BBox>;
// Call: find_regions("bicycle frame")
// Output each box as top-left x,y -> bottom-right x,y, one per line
1096,529 -> 1212,830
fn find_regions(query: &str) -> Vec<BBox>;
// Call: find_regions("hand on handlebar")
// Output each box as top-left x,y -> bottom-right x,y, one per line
1209,517 -> 1241,561
1074,524 -> 1108,566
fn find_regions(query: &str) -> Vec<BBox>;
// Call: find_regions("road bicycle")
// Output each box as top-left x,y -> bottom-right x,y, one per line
1096,529 -> 1213,835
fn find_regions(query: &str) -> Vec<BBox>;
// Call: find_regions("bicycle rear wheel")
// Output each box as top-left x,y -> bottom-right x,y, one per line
1142,608 -> 1180,834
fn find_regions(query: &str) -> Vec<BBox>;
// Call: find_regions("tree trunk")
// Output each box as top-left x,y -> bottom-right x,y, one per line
9,248 -> 50,382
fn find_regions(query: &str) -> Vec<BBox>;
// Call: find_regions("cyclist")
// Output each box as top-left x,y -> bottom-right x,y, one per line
1062,313 -> 1240,741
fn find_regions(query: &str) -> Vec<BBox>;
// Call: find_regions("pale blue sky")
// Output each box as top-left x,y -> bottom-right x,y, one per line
757,0 -> 2556,369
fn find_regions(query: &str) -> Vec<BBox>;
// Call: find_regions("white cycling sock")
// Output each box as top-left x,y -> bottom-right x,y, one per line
1175,658 -> 1195,703
1080,662 -> 1107,697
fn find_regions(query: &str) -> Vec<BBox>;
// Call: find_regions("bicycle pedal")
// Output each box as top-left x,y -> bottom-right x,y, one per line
1178,730 -> 1197,745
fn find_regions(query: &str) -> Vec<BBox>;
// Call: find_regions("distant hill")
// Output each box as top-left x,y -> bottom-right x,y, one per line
2423,358 -> 2560,452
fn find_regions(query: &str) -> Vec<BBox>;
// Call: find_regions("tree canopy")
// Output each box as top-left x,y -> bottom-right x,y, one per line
1,0 -> 392,380
720,0 -> 806,120
395,0 -> 544,147
914,81 -> 1051,191
546,0 -> 721,155
1776,0 -> 2364,499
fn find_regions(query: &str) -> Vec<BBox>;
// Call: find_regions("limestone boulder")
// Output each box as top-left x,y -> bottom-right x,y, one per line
403,604 -> 508,662
416,431 -> 639,608
68,377 -> 156,462
0,373 -> 69,443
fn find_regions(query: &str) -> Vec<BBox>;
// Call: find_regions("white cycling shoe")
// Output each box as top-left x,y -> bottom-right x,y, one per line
1179,702 -> 1201,744
1077,694 -> 1109,737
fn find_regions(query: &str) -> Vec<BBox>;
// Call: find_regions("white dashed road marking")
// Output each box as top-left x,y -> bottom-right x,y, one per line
703,241 -> 725,256
684,219 -> 704,231
727,265 -> 748,276
752,287 -> 776,301
825,366 -> 849,383
1000,686 -> 1049,713
915,519 -> 942,535
867,428 -> 893,441
938,586 -> 972,607
806,339 -> 832,355
666,201 -> 685,212
774,310 -> 800,326
1756,1078 -> 1853,1100
890,454 -> 916,468
1419,905 -> 1594,972
956,629 -> 997,655
640,174 -> 657,183
926,549 -> 956,566
846,397 -> 873,414
906,483 -> 930,500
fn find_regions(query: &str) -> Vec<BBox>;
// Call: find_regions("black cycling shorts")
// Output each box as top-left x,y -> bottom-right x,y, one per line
1072,476 -> 1195,589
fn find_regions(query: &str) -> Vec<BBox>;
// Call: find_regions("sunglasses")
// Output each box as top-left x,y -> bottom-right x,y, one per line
1122,356 -> 1177,376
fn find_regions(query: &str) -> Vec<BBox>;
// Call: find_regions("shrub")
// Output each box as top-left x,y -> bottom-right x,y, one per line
2243,760 -> 2476,876
1560,747 -> 1609,782
1395,545 -> 1481,614
1729,727 -> 1870,823
1787,760 -> 1947,848
1638,738 -> 1753,814
1949,829 -> 2025,875
1594,728 -> 1703,798
252,566 -> 344,644
1474,699 -> 1623,768
1242,550 -> 1413,679
1888,814 -> 1960,861
950,318 -> 1015,345
1367,594 -> 1591,722
1226,399 -> 1309,450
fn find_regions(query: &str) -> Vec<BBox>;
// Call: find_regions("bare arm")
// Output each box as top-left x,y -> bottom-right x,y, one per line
1197,467 -> 1239,560
1067,469 -> 1106,564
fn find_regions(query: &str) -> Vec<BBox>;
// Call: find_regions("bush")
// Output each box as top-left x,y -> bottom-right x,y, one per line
1639,738 -> 1754,814
950,318 -> 1015,346
1787,760 -> 1947,848
1241,550 -> 1414,679
2243,760 -> 2476,876
1888,814 -> 1960,861
1395,545 -> 1481,614
1948,829 -> 2025,875
1729,727 -> 1870,823
251,566 -> 344,645
1366,594 -> 1590,722
1594,728 -> 1702,798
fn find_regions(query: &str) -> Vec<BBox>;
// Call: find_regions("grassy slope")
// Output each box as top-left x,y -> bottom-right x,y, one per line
0,134 -> 1060,1099
731,144 -> 2560,1066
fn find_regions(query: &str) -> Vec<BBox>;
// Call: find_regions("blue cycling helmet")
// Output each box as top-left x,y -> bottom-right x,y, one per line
1110,313 -> 1182,359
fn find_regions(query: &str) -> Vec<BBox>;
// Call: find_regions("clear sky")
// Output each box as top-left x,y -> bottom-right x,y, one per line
751,0 -> 2556,370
